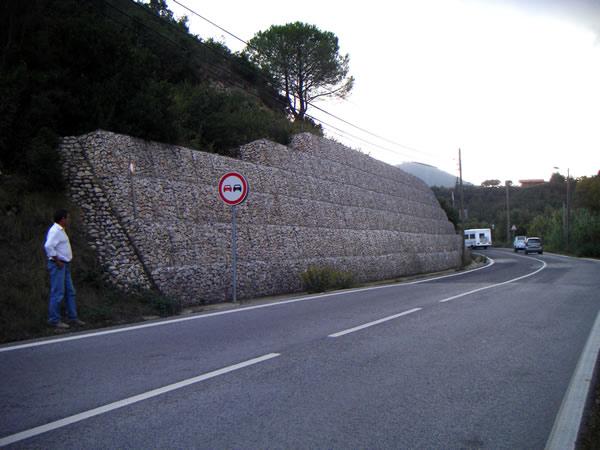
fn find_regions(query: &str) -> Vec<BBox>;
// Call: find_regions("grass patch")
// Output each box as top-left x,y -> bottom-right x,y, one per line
300,265 -> 356,294
0,174 -> 180,344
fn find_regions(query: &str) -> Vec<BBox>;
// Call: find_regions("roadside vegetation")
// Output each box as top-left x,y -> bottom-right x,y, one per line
1,0 -> 322,188
0,0 -> 352,343
1,1 -> 598,346
3,0 -> 599,444
437,176 -> 600,446
0,173 -> 183,344
301,266 -> 356,293
433,173 -> 600,257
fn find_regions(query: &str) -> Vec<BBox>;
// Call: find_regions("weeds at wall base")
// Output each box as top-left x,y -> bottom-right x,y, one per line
0,175 -> 181,344
300,266 -> 356,294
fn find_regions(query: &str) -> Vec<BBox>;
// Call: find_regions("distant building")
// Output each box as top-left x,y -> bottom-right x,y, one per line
519,179 -> 545,187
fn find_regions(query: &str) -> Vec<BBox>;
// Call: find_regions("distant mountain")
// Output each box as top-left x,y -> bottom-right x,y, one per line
398,162 -> 472,188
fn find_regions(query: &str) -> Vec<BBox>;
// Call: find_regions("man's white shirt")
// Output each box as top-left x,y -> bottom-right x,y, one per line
44,223 -> 73,262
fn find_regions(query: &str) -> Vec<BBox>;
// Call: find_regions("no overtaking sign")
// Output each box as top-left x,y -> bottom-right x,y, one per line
218,172 -> 249,205
218,171 -> 249,303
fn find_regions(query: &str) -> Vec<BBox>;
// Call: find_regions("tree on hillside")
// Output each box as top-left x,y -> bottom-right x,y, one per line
550,172 -> 566,185
143,0 -> 189,30
575,175 -> 600,212
244,22 -> 354,120
481,179 -> 501,187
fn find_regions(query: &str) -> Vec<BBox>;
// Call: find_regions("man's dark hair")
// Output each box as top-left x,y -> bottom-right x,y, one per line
53,209 -> 69,223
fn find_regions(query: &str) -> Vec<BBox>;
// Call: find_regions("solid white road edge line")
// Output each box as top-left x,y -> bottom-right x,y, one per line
0,257 -> 495,353
439,257 -> 547,303
545,310 -> 600,450
0,353 -> 280,447
328,308 -> 422,338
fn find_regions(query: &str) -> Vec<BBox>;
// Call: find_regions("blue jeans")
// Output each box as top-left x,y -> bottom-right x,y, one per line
47,260 -> 78,324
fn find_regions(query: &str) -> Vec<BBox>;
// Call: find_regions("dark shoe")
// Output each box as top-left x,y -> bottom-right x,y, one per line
69,319 -> 86,326
50,321 -> 70,329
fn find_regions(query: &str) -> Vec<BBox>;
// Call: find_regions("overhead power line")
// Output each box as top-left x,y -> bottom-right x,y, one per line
303,113 -> 427,161
104,0 -> 451,168
170,0 -> 249,49
98,0 -> 433,162
167,0 -> 440,160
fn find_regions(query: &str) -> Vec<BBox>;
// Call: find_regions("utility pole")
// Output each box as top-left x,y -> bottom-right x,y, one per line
505,180 -> 510,245
554,166 -> 571,252
458,148 -> 464,221
566,168 -> 570,252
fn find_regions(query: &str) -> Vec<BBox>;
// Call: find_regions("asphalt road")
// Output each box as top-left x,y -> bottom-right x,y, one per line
1,248 -> 599,449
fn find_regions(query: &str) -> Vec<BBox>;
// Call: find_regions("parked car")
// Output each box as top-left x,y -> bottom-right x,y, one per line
525,237 -> 543,254
513,235 -> 527,252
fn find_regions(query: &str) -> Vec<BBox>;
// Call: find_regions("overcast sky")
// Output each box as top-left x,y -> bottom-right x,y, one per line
167,0 -> 600,185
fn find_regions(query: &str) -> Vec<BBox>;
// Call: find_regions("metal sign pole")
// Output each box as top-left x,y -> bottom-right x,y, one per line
232,204 -> 237,303
218,172 -> 247,304
128,160 -> 137,219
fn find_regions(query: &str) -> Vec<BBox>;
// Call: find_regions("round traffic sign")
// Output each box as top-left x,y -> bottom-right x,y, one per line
218,172 -> 249,205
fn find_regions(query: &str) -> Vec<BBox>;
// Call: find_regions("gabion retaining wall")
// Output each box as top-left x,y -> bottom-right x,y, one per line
59,130 -> 461,304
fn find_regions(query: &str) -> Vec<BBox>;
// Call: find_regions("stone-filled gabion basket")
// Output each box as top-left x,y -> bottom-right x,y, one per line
59,130 -> 462,305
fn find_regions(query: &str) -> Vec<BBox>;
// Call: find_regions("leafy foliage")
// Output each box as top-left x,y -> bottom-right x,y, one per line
528,209 -> 563,248
139,289 -> 182,316
433,181 -> 566,240
0,0 -> 327,342
575,176 -> 600,213
434,174 -> 600,257
481,179 -> 501,187
0,0 -> 322,191
437,198 -> 459,231
0,177 -> 181,343
301,266 -> 356,293
570,208 -> 600,256
245,22 -> 354,120
24,128 -> 63,191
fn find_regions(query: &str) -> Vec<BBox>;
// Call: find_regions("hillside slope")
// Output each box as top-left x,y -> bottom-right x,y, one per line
398,162 -> 473,188
1,0 -> 321,187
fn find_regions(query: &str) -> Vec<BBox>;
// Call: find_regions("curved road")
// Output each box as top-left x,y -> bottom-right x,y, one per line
1,249 -> 599,448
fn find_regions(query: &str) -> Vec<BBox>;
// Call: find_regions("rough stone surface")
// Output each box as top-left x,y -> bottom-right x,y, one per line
58,130 -> 461,305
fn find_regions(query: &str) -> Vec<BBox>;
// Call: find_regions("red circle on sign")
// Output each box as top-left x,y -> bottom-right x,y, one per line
218,172 -> 249,205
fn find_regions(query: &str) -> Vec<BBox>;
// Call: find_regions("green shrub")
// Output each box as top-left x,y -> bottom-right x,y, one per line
301,265 -> 356,293
528,207 -> 600,257
438,198 -> 459,231
170,83 -> 299,155
571,208 -> 600,257
24,127 -> 64,192
0,179 -> 186,343
462,247 -> 472,266
139,290 -> 182,317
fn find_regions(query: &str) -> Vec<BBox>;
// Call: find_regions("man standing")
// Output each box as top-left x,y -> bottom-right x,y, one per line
44,209 -> 85,329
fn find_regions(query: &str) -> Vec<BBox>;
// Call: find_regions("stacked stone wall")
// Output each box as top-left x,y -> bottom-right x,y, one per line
59,137 -> 152,291
59,130 -> 461,304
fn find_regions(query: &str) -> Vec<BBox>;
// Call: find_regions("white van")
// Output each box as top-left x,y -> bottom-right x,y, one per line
464,228 -> 492,249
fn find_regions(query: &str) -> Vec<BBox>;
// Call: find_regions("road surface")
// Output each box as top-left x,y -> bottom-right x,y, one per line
1,248 -> 599,448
